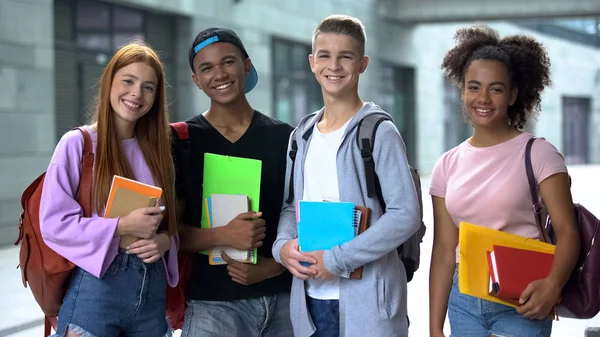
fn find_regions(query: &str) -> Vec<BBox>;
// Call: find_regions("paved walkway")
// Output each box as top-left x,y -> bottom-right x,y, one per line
1,165 -> 599,336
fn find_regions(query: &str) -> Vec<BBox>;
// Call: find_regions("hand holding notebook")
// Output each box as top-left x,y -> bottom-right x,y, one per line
208,194 -> 259,265
116,205 -> 165,241
487,245 -> 554,306
297,201 -> 370,279
201,153 -> 262,258
104,175 -> 163,248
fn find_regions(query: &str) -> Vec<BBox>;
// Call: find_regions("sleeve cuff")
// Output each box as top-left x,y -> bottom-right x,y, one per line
272,239 -> 288,264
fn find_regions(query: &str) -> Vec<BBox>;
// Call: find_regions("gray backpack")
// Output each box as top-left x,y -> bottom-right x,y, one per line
286,112 -> 426,282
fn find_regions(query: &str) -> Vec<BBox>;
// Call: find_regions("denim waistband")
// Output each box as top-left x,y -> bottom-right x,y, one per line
111,249 -> 163,273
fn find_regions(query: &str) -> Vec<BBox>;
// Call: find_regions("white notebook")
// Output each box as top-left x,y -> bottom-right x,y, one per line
209,194 -> 251,264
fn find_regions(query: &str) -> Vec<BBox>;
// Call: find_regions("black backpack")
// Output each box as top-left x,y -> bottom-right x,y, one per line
286,112 -> 426,282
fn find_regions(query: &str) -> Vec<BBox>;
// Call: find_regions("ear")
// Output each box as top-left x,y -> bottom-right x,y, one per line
191,72 -> 203,91
308,54 -> 316,73
244,58 -> 252,74
359,55 -> 370,73
509,87 -> 518,105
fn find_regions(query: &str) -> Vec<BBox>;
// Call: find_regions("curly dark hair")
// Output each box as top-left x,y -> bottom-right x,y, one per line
441,24 -> 551,129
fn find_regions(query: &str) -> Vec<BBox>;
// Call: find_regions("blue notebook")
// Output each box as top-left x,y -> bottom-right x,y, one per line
298,201 -> 356,253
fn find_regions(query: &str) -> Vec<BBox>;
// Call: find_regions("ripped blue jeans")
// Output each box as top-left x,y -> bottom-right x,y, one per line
52,250 -> 171,337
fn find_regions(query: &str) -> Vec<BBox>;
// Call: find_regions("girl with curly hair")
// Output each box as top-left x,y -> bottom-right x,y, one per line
428,24 -> 580,337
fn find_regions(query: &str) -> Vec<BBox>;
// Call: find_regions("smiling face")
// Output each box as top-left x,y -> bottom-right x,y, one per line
109,62 -> 158,132
462,59 -> 518,129
191,42 -> 251,106
309,32 -> 369,99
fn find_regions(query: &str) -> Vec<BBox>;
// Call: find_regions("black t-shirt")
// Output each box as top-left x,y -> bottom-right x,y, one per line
173,110 -> 294,301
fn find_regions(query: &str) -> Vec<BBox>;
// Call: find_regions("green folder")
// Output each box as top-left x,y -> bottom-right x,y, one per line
201,153 -> 262,263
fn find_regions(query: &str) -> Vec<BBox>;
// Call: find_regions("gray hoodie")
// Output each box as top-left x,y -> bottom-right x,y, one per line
272,102 -> 421,337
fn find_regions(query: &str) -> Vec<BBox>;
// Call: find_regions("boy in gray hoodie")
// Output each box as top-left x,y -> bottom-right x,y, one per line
272,14 -> 421,337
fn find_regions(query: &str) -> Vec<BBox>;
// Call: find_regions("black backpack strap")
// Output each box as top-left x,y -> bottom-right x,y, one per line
356,113 -> 393,205
284,114 -> 317,205
285,130 -> 298,204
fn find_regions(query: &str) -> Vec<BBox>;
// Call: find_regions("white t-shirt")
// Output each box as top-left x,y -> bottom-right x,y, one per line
302,117 -> 352,300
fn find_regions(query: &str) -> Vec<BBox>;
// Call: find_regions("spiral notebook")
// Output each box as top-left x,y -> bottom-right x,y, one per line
298,201 -> 369,279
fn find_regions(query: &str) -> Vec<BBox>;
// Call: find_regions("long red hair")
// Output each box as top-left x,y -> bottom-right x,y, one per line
90,42 -> 177,236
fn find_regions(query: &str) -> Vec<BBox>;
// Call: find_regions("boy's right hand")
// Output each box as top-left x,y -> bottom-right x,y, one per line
223,211 -> 266,250
117,206 -> 163,239
280,239 -> 317,280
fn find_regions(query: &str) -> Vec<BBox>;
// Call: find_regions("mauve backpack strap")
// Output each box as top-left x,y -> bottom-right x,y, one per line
524,137 -> 550,243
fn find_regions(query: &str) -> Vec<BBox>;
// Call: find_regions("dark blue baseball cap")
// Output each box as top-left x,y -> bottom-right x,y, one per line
188,27 -> 258,94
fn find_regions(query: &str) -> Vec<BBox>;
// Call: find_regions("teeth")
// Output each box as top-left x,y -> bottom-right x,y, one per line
476,109 -> 491,113
123,100 -> 140,109
326,76 -> 342,80
215,83 -> 232,90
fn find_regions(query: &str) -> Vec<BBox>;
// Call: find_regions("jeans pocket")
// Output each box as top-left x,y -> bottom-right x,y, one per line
452,268 -> 458,286
102,254 -> 122,277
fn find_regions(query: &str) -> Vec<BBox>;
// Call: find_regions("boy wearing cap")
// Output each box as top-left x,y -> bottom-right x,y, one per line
174,27 -> 294,337
272,15 -> 420,337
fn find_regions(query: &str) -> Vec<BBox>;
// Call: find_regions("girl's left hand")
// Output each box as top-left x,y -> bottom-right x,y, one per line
516,277 -> 562,320
127,233 -> 171,263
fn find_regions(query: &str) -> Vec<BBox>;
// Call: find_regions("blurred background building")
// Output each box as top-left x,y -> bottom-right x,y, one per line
1,0 -> 600,245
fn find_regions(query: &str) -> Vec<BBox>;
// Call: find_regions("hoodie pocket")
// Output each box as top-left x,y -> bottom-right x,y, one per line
377,277 -> 390,319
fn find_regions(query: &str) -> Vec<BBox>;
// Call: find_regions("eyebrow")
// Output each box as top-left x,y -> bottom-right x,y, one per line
467,80 -> 507,87
316,49 -> 356,56
123,74 -> 156,86
197,54 -> 237,69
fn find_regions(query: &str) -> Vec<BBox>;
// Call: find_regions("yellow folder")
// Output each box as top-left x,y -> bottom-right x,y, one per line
458,222 -> 555,307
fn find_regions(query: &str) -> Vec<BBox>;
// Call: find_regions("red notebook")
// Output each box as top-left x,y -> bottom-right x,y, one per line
486,245 -> 554,306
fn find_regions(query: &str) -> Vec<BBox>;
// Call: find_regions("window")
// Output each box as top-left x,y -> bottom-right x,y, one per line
376,62 -> 417,166
514,17 -> 600,48
272,38 -> 322,126
562,96 -> 591,164
75,1 -> 146,52
54,0 -> 177,141
443,77 -> 471,150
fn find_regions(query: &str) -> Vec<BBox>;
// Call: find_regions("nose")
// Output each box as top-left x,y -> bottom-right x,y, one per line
328,58 -> 342,71
130,84 -> 142,98
214,65 -> 228,80
477,89 -> 491,104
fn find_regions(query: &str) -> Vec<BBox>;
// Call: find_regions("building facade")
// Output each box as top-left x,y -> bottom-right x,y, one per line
1,0 -> 599,245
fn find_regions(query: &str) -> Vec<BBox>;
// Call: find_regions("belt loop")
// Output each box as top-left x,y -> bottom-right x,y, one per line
122,250 -> 129,270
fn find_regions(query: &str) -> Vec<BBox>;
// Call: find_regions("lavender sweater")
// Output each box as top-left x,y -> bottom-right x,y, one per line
39,127 -> 179,287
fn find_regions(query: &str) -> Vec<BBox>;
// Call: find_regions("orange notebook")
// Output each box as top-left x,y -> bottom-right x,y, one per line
348,206 -> 371,280
104,175 -> 162,248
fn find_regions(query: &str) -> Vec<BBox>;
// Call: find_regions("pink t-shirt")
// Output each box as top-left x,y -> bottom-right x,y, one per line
429,132 -> 567,262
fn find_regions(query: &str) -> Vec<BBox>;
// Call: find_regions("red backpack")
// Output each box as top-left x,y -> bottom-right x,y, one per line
14,127 -> 94,336
166,122 -> 194,330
